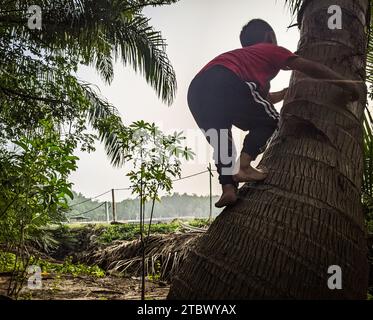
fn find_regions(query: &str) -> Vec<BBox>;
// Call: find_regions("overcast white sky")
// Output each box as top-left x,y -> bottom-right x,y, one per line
70,0 -> 300,201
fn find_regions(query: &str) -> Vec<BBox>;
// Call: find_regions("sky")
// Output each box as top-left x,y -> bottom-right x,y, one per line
70,0 -> 301,202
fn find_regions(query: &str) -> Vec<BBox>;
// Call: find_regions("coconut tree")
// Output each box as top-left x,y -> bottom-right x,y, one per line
168,0 -> 370,299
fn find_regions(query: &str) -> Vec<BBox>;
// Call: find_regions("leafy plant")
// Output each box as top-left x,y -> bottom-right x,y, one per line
118,121 -> 194,299
38,256 -> 105,278
0,252 -> 19,273
0,121 -> 79,297
0,252 -> 105,278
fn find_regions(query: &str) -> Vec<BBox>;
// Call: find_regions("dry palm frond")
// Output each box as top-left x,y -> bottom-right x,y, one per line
81,232 -> 201,280
179,222 -> 208,233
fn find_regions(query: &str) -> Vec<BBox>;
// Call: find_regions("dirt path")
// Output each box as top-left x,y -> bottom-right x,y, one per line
0,274 -> 170,300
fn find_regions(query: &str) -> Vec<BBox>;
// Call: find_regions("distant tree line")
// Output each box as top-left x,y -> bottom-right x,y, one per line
68,191 -> 221,221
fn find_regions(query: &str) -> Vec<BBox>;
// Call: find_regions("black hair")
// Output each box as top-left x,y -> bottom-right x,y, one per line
240,19 -> 274,47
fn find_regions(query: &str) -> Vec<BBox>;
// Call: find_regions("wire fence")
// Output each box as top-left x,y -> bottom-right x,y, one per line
69,203 -> 106,217
69,190 -> 112,208
69,166 -> 218,220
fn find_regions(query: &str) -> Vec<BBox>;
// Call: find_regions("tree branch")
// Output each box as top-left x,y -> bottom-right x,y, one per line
0,86 -> 64,104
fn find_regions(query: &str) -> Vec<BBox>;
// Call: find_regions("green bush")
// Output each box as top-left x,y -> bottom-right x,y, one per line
98,222 -> 180,243
38,256 -> 105,278
188,218 -> 211,228
0,252 -> 19,273
0,252 -> 104,278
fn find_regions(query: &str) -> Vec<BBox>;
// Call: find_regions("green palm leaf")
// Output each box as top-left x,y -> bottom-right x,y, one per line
80,83 -> 126,167
363,106 -> 373,198
0,0 -> 178,105
0,0 -> 180,167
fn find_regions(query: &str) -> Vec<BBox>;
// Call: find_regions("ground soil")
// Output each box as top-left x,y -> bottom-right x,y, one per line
0,273 -> 170,300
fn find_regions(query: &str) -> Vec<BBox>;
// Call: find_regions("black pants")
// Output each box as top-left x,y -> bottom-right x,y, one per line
188,65 -> 279,186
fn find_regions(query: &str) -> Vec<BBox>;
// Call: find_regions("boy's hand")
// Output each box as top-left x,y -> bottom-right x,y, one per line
268,88 -> 288,104
280,87 -> 288,99
287,57 -> 363,103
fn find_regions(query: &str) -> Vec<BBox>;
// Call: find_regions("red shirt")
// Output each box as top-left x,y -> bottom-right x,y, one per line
199,43 -> 297,95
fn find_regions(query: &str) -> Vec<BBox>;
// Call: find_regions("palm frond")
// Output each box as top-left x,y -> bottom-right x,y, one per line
284,0 -> 304,17
81,232 -> 201,280
366,0 -> 373,89
113,15 -> 177,105
80,83 -> 127,167
0,0 -> 178,105
363,106 -> 373,198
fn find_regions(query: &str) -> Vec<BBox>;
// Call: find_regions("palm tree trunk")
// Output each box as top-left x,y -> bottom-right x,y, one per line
168,0 -> 370,299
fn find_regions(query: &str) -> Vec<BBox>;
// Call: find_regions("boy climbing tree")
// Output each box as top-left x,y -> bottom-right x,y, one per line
188,19 -> 360,208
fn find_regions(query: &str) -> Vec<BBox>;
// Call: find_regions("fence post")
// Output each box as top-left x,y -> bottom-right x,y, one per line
105,201 -> 110,223
111,189 -> 117,222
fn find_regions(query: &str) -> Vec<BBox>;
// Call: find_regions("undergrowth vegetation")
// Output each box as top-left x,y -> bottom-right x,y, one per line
55,219 -> 211,244
0,252 -> 105,278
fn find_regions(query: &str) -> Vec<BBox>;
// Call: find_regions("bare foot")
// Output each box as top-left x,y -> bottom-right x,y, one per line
215,184 -> 238,208
233,165 -> 268,183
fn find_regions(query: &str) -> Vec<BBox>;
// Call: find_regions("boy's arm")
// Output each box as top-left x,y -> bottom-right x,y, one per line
286,57 -> 361,101
268,88 -> 288,104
